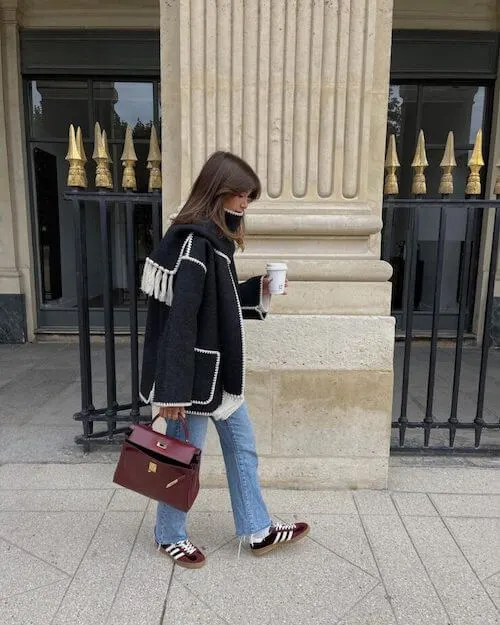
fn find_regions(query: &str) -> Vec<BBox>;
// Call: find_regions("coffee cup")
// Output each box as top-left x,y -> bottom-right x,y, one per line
266,263 -> 288,295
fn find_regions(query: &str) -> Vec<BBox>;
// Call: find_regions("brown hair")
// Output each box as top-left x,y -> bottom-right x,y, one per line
172,151 -> 261,249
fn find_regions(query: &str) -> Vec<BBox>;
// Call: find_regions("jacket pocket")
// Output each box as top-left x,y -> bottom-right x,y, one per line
192,348 -> 221,405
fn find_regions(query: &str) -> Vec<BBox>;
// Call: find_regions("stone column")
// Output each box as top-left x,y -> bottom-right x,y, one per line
0,0 -> 34,342
161,0 -> 395,488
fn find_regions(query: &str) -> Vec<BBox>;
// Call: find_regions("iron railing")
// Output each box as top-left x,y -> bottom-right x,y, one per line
64,121 -> 163,450
383,198 -> 500,452
66,189 -> 162,451
384,130 -> 500,452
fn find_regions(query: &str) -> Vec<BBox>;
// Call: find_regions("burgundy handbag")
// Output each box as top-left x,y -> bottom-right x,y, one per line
113,416 -> 201,512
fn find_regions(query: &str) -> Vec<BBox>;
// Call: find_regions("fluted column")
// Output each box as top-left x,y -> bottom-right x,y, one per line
162,0 -> 393,314
161,1 -> 395,489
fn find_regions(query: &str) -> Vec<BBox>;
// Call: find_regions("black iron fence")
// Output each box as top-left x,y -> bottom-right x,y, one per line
383,198 -> 500,451
64,122 -> 162,450
66,189 -> 162,450
384,130 -> 500,452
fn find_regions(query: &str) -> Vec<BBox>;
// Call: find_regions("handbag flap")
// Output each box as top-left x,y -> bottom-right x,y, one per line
127,424 -> 201,466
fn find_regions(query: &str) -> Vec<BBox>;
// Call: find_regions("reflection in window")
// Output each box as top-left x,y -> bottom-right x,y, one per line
94,82 -> 154,141
30,80 -> 90,139
421,86 -> 486,146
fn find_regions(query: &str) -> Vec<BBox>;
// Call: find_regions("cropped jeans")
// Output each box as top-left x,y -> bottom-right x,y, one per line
154,401 -> 272,545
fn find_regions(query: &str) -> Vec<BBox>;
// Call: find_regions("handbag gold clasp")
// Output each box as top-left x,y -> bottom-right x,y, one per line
148,462 -> 157,473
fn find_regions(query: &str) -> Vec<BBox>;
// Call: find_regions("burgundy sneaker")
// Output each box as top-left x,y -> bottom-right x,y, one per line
156,538 -> 206,569
250,521 -> 310,556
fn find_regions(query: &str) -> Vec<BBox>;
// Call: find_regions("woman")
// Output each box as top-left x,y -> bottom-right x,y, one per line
140,151 -> 309,569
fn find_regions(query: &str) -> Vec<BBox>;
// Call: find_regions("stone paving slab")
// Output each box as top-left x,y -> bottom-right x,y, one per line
0,488 -> 113,511
0,510 -> 103,575
404,516 -> 499,625
336,585 -> 397,625
388,467 -> 500,494
0,579 -> 70,625
0,537 -> 69,598
106,517 -> 173,625
392,492 -> 439,516
430,493 -> 500,517
444,517 -> 500,581
361,514 -> 450,625
51,510 -> 145,625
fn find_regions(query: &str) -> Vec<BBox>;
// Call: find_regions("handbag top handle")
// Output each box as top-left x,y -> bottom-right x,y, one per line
151,414 -> 191,443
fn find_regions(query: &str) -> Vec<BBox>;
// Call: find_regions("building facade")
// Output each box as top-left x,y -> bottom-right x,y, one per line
0,0 -> 499,486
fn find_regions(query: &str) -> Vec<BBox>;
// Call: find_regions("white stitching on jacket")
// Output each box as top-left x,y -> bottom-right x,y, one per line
192,347 -> 221,405
181,256 -> 207,272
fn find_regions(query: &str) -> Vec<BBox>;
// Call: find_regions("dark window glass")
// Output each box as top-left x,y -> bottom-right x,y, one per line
421,86 -> 486,147
30,80 -> 90,140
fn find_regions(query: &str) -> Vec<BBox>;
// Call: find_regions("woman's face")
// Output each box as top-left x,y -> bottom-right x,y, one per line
224,192 -> 250,214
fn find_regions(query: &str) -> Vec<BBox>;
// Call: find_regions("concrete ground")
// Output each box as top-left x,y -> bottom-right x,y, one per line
0,342 -> 499,624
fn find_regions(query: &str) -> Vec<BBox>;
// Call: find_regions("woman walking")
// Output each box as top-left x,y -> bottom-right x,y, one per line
140,151 -> 309,569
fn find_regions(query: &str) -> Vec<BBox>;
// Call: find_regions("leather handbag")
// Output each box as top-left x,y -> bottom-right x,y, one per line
113,416 -> 201,512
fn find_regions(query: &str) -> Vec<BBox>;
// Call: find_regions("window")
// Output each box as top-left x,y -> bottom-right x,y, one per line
385,82 -> 492,331
26,79 -> 161,323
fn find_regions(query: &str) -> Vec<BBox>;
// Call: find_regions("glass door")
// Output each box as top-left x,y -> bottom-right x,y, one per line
385,83 -> 492,333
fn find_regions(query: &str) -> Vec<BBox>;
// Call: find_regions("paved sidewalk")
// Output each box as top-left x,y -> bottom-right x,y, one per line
0,461 -> 498,625
0,344 -> 499,623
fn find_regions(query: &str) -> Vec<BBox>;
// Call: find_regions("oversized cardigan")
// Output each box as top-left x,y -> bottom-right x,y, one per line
139,219 -> 270,420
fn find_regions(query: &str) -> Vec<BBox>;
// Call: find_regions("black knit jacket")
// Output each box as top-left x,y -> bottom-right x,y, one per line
139,218 -> 269,419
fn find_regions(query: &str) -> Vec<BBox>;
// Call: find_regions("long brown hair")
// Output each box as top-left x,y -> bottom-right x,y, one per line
172,151 -> 261,249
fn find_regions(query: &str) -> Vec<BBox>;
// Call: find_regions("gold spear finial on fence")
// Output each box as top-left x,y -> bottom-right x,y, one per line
92,122 -> 113,189
65,124 -> 87,188
121,125 -> 137,191
384,135 -> 400,196
147,125 -> 162,192
411,130 -> 428,196
438,131 -> 456,196
76,126 -> 88,188
465,129 -> 484,196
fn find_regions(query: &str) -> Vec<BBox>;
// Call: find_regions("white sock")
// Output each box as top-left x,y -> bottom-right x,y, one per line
250,525 -> 271,544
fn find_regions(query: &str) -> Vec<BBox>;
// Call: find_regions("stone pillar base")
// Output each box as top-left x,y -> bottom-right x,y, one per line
0,294 -> 26,343
201,315 -> 395,490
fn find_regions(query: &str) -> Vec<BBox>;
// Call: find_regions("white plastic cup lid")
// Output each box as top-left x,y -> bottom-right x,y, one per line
266,263 -> 288,271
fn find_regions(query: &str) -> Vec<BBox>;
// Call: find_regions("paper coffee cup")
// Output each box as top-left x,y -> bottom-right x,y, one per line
266,262 -> 288,295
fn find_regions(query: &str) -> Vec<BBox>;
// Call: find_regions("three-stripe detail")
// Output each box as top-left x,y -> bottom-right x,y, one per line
165,545 -> 187,560
272,530 -> 294,544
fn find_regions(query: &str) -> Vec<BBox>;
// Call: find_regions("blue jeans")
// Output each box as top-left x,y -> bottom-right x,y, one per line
154,401 -> 272,544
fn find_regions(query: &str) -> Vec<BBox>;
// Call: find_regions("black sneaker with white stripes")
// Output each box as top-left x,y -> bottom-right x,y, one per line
250,521 -> 310,556
156,538 -> 206,569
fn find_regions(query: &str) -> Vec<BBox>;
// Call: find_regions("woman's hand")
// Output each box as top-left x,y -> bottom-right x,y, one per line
158,405 -> 186,420
263,277 -> 288,295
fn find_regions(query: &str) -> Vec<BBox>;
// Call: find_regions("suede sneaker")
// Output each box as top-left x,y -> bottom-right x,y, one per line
156,538 -> 206,569
250,521 -> 310,556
